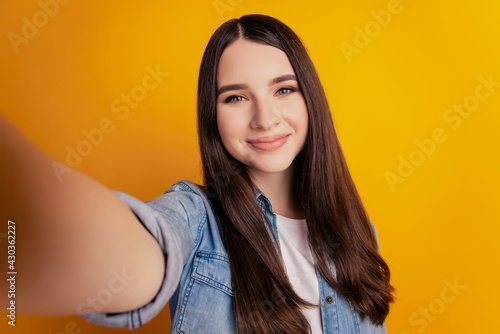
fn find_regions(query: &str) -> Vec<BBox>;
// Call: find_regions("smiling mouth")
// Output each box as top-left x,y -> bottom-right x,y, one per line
246,134 -> 290,152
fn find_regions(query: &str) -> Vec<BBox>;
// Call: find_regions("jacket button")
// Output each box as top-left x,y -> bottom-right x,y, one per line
326,296 -> 333,304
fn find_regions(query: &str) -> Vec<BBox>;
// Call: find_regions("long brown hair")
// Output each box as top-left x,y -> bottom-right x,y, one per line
197,14 -> 394,333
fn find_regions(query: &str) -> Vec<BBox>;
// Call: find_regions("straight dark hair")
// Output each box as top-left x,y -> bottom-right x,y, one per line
197,14 -> 394,333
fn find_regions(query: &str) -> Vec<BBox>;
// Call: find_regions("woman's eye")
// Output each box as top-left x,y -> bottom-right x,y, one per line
224,95 -> 245,103
276,87 -> 296,96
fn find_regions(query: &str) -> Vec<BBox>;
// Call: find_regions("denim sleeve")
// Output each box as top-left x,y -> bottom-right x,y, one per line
79,184 -> 205,329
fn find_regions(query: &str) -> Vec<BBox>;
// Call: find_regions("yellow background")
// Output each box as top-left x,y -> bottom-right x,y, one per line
1,0 -> 499,333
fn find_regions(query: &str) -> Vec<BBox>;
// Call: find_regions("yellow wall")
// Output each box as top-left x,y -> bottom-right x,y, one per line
1,0 -> 499,333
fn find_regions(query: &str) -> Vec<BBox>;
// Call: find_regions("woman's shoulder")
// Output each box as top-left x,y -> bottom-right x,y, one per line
144,179 -> 211,219
164,179 -> 206,196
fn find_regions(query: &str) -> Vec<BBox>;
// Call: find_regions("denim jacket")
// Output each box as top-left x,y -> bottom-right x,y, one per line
81,180 -> 387,333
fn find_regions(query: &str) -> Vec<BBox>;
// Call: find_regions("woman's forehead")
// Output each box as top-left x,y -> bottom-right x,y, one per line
217,39 -> 295,87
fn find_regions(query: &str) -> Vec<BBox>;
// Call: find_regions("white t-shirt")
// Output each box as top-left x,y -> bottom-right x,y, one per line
276,214 -> 323,334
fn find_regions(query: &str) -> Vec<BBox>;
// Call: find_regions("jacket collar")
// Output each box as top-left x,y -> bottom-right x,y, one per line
252,184 -> 275,214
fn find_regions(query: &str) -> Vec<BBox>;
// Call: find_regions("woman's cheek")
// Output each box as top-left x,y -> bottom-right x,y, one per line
282,100 -> 308,123
218,110 -> 245,146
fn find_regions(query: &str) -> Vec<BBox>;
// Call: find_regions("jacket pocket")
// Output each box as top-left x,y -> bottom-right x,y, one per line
174,251 -> 235,333
191,251 -> 233,296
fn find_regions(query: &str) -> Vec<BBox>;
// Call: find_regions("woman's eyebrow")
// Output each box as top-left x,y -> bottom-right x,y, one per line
217,74 -> 297,97
269,74 -> 297,85
217,83 -> 249,96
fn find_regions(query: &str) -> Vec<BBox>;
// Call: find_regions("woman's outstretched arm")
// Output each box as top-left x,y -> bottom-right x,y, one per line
0,112 -> 165,315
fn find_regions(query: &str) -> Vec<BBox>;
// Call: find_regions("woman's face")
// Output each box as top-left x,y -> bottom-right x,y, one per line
216,39 -> 309,179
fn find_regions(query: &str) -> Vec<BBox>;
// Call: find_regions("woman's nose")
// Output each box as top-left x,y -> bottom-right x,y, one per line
249,99 -> 281,130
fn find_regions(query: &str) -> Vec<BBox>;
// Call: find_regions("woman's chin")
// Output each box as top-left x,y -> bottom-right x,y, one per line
245,160 -> 295,176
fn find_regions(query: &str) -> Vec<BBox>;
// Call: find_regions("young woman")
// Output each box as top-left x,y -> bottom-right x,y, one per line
0,14 -> 393,334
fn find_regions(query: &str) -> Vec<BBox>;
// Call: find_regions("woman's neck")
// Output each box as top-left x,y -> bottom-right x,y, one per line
249,164 -> 304,219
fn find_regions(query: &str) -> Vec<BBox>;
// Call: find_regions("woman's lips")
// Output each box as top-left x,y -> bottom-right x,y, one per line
247,134 -> 290,152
